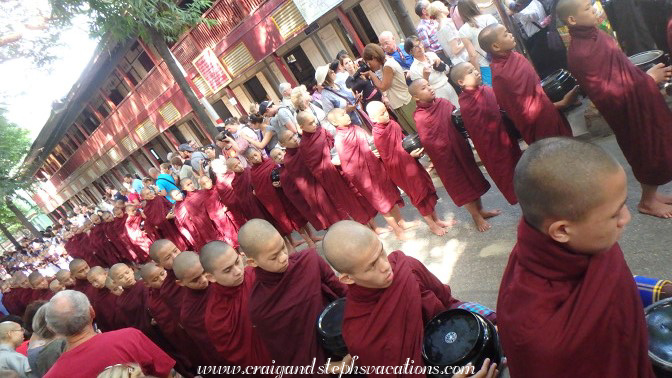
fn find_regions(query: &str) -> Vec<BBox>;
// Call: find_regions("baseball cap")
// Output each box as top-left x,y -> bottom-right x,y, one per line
178,143 -> 195,152
258,101 -> 274,116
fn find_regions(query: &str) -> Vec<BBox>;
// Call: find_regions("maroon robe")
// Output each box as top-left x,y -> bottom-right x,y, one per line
414,98 -> 491,206
143,197 -> 189,251
106,217 -> 138,263
459,86 -> 522,205
280,148 -> 347,230
300,126 -> 378,224
91,288 -> 119,331
343,251 -> 462,377
124,212 -> 152,263
568,26 -> 672,185
214,169 -> 249,227
372,119 -> 438,216
205,267 -> 271,367
669,16 -> 672,54
159,270 -> 184,315
249,249 -> 347,375
334,125 -> 404,214
180,287 -> 223,365
497,220 -> 654,377
231,167 -> 272,221
250,158 -> 307,236
175,195 -> 220,252
115,282 -> 153,334
30,288 -> 53,302
89,223 -> 122,267
73,278 -> 96,303
491,51 -> 572,144
66,233 -> 102,268
2,289 -> 19,315
189,188 -> 240,248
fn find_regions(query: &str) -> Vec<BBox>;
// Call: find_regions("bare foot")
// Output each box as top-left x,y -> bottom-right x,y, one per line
374,226 -> 392,235
394,230 -> 411,241
429,224 -> 447,236
399,220 -> 421,230
638,201 -> 672,219
474,217 -> 492,232
657,192 -> 672,204
436,219 -> 458,228
480,209 -> 502,219
311,235 -> 324,242
292,239 -> 306,247
306,240 -> 317,248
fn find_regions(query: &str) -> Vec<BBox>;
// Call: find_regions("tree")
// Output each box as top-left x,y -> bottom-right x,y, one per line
0,109 -> 34,248
49,0 -> 220,138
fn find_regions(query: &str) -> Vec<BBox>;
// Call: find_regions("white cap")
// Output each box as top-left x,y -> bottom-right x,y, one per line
315,65 -> 329,86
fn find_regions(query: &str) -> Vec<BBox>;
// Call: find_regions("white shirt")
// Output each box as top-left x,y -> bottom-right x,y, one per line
458,14 -> 498,67
437,18 -> 469,64
383,57 -> 413,109
409,52 -> 450,90
515,0 -> 546,38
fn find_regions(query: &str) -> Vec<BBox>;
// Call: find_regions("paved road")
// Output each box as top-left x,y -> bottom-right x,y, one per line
314,134 -> 672,310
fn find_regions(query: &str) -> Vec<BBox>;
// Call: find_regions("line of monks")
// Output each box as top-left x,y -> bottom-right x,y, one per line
3,2 -> 672,376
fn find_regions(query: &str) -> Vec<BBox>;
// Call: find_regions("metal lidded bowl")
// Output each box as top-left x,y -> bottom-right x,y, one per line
629,50 -> 667,73
270,168 -> 281,183
316,298 -> 348,359
645,297 -> 672,377
402,133 -> 423,154
423,309 -> 502,377
541,69 -> 578,103
451,108 -> 470,139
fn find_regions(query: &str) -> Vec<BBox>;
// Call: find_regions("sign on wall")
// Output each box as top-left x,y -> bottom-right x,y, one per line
292,0 -> 343,25
192,48 -> 232,94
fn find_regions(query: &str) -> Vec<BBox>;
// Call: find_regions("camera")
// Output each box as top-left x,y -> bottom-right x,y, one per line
354,60 -> 371,78
433,61 -> 447,72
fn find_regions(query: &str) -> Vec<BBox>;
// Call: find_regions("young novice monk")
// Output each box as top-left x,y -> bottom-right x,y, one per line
225,157 -> 271,221
328,108 -> 418,240
124,204 -> 152,262
170,188 -> 218,251
557,0 -> 672,218
240,219 -> 349,375
55,269 -> 75,288
199,241 -> 271,368
141,187 -> 189,251
244,147 -> 319,247
322,220 -> 497,377
451,62 -> 522,205
69,259 -> 95,302
367,101 -> 454,236
109,263 -> 152,333
479,23 -> 575,144
497,137 -> 653,377
86,266 -> 116,332
173,251 -> 222,366
410,79 -> 500,232
48,279 -> 64,294
196,176 -> 240,248
296,111 -> 381,232
28,271 -> 51,301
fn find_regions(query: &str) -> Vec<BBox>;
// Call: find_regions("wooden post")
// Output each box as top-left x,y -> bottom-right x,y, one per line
128,154 -> 149,177
137,38 -> 160,66
337,7 -> 365,55
115,67 -> 136,89
225,87 -> 248,116
162,130 -> 181,150
98,89 -> 117,110
141,145 -> 162,166
74,122 -> 90,138
272,53 -> 298,86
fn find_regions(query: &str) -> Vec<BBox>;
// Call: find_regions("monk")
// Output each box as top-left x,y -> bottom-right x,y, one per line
124,204 -> 152,263
148,240 -> 184,316
87,266 -> 116,332
173,251 -> 222,366
410,79 -> 501,232
88,214 -> 123,267
557,0 -> 672,218
451,62 -> 522,205
55,269 -> 75,288
297,111 -> 382,232
193,176 -> 240,248
109,263 -> 152,331
497,137 -> 652,377
199,241 -> 271,368
27,271 -> 52,301
243,147 -> 319,247
241,219 -> 348,374
48,279 -> 63,294
141,187 -> 189,251
366,101 -> 453,236
277,130 -> 348,231
8,273 -> 32,316
105,209 -> 138,263
479,23 -> 575,144
70,259 -> 95,302
170,188 -> 219,251
225,157 -> 273,221
323,220 -> 497,378
211,158 -> 248,228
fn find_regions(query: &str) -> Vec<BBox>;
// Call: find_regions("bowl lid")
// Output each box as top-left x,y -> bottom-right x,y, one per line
317,298 -> 346,338
541,69 -> 566,87
423,309 -> 483,365
646,298 -> 672,366
629,50 -> 664,66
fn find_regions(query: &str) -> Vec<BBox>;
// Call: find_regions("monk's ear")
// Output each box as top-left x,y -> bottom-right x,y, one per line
338,273 -> 355,285
566,15 -> 577,26
175,279 -> 186,287
203,273 -> 216,283
547,220 -> 571,244
457,78 -> 465,88
246,257 -> 258,268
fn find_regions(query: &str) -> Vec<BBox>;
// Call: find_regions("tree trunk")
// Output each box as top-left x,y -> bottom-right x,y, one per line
5,198 -> 40,238
0,222 -> 20,250
388,0 -> 417,39
149,27 -> 220,139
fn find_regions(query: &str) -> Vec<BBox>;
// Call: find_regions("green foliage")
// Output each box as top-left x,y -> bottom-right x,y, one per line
0,109 -> 32,233
50,0 -> 216,44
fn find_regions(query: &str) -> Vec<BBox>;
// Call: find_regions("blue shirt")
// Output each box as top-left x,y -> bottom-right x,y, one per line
155,174 -> 179,203
0,293 -> 8,316
387,44 -> 414,70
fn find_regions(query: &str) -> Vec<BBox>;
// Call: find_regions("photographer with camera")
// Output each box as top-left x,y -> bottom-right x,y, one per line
341,54 -> 383,110
406,35 -> 460,107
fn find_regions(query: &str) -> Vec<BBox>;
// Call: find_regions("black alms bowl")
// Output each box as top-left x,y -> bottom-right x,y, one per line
270,168 -> 281,183
541,69 -> 578,103
451,108 -> 470,139
423,309 -> 502,377
645,297 -> 672,377
402,133 -> 423,154
317,298 -> 348,359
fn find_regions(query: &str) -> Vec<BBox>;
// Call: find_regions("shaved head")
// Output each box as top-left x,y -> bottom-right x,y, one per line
28,271 -> 44,286
515,137 -> 622,228
450,62 -> 473,84
0,321 -> 20,344
478,23 -> 500,55
87,266 -> 105,278
238,219 -> 281,260
108,263 -> 128,280
556,0 -> 582,23
172,251 -> 201,280
365,101 -> 386,116
149,239 -> 176,262
69,259 -> 87,272
199,241 -> 237,273
408,79 -> 425,97
139,262 -> 161,281
323,220 -> 379,274
296,110 -> 314,127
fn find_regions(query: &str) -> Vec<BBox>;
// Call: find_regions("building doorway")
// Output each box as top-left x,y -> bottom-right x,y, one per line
284,46 -> 316,88
243,76 -> 269,104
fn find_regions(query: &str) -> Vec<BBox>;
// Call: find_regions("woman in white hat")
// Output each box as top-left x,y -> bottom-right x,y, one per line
316,65 -> 362,126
